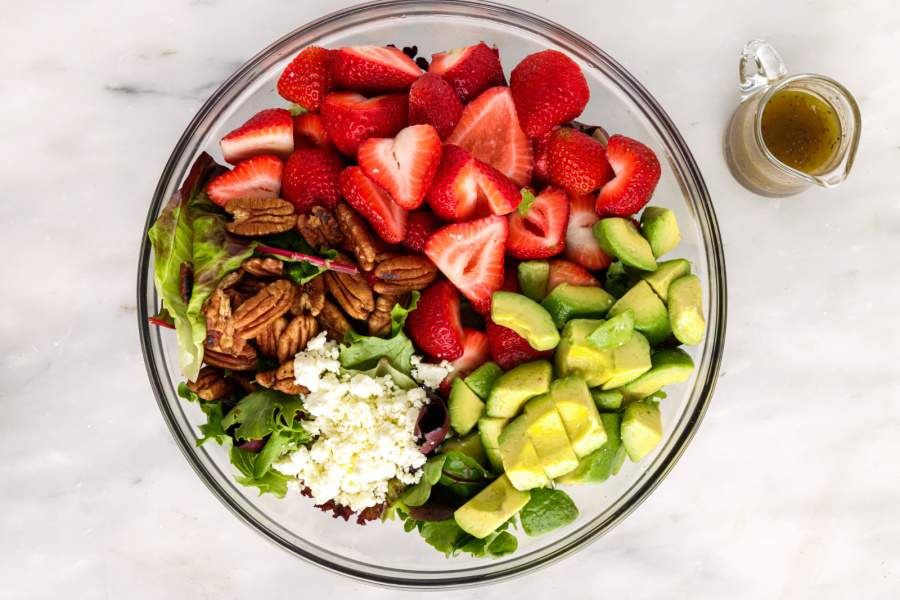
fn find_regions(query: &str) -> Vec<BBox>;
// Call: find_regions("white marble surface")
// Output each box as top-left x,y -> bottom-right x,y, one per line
3,1 -> 900,598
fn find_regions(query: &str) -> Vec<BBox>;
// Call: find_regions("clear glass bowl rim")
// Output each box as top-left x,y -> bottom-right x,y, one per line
136,0 -> 727,589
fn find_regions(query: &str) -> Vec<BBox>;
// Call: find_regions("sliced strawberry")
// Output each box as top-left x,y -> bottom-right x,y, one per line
281,148 -> 343,213
546,258 -> 600,292
510,50 -> 589,138
486,320 -> 553,370
338,167 -> 407,244
507,187 -> 569,259
595,134 -> 661,217
277,46 -> 334,111
331,46 -> 421,93
446,87 -> 533,187
219,108 -> 294,164
438,327 -> 491,393
424,215 -> 508,312
406,280 -> 465,360
403,210 -> 440,254
532,126 -> 557,185
357,124 -> 442,210
425,145 -> 520,222
564,193 -> 612,270
547,127 -> 614,195
428,42 -> 506,103
292,112 -> 330,149
408,73 -> 464,139
321,92 -> 408,158
206,155 -> 282,207
502,260 -> 521,293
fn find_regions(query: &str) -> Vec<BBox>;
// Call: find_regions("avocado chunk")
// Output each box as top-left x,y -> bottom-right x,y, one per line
454,474 -> 531,539
441,432 -> 489,467
621,349 -> 695,401
608,280 -> 671,345
523,394 -> 580,478
602,331 -> 652,390
449,378 -> 485,436
486,360 -> 553,418
668,275 -> 705,345
555,319 -> 615,387
593,218 -> 657,271
591,388 -> 623,412
491,291 -> 560,351
478,416 -> 509,471
541,283 -> 616,328
550,376 -> 607,457
499,415 -> 551,491
464,362 -> 504,400
518,260 -> 550,301
621,399 -> 662,461
586,308 -> 635,349
640,206 -> 681,257
642,258 -> 691,301
519,488 -> 579,536
556,413 -> 623,484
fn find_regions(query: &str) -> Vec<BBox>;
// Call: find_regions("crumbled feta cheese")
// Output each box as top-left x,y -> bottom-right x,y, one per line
410,355 -> 454,389
293,332 -> 340,392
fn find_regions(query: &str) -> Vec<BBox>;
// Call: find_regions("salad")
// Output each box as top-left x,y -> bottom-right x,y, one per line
148,41 -> 705,559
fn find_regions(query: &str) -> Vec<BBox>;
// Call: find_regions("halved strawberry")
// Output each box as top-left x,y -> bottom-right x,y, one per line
219,108 -> 294,164
564,193 -> 612,270
439,327 -> 491,393
292,112 -> 330,149
507,187 -> 569,259
532,126 -> 557,185
403,210 -> 440,254
547,127 -> 614,195
547,258 -> 599,292
424,215 -> 508,312
206,155 -> 282,207
408,73 -> 464,139
428,42 -> 506,103
281,148 -> 343,213
510,50 -> 589,138
425,145 -> 520,222
277,46 -> 334,111
338,167 -> 407,244
321,92 -> 408,158
595,134 -> 661,217
331,46 -> 421,93
357,124 -> 442,210
502,260 -> 521,292
446,87 -> 533,187
486,319 -> 553,370
406,280 -> 465,360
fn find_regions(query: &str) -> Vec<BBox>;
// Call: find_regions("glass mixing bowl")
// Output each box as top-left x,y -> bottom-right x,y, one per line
137,0 -> 726,588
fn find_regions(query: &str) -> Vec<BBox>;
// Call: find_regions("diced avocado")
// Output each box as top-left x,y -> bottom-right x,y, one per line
668,275 -> 706,345
593,218 -> 657,272
640,206 -> 681,257
610,445 -> 627,475
491,291 -> 560,351
499,415 -> 551,491
586,308 -> 635,349
464,362 -> 504,400
486,360 -> 553,418
518,260 -> 550,301
478,416 -> 509,471
591,388 -> 623,412
556,413 -> 622,484
449,379 -> 485,436
518,488 -> 579,536
602,331 -> 652,390
441,432 -> 489,467
555,319 -> 615,387
621,399 -> 662,461
621,349 -> 695,401
642,259 -> 691,301
454,474 -> 531,539
541,283 -> 616,328
550,376 -> 607,457
608,280 -> 671,345
605,261 -> 630,298
524,394 -> 579,478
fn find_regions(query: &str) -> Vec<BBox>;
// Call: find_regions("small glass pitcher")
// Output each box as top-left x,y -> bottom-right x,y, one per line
724,40 -> 861,197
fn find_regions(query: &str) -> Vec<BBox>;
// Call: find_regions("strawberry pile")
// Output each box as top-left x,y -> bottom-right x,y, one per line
207,43 -> 661,382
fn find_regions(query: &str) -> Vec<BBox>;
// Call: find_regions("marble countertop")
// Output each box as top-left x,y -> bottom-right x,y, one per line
3,0 -> 899,598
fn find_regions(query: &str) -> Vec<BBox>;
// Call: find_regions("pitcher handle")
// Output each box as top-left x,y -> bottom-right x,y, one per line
739,39 -> 787,99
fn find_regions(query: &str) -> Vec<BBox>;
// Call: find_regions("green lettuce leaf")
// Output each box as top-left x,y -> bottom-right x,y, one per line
230,446 -> 291,497
339,291 -> 420,373
408,517 -> 518,558
177,382 -> 230,446
360,357 -> 418,391
401,455 -> 448,507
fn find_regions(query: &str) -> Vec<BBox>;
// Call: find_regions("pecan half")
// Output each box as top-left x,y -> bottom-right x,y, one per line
278,314 -> 318,363
256,317 -> 287,357
334,204 -> 376,271
205,288 -> 238,352
368,294 -> 397,337
372,255 -> 437,295
324,268 -> 374,320
319,300 -> 353,341
256,361 -> 308,395
232,279 -> 295,340
296,205 -> 344,249
203,344 -> 257,371
242,257 -> 283,278
187,366 -> 235,401
225,198 -> 296,236
291,275 -> 325,317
